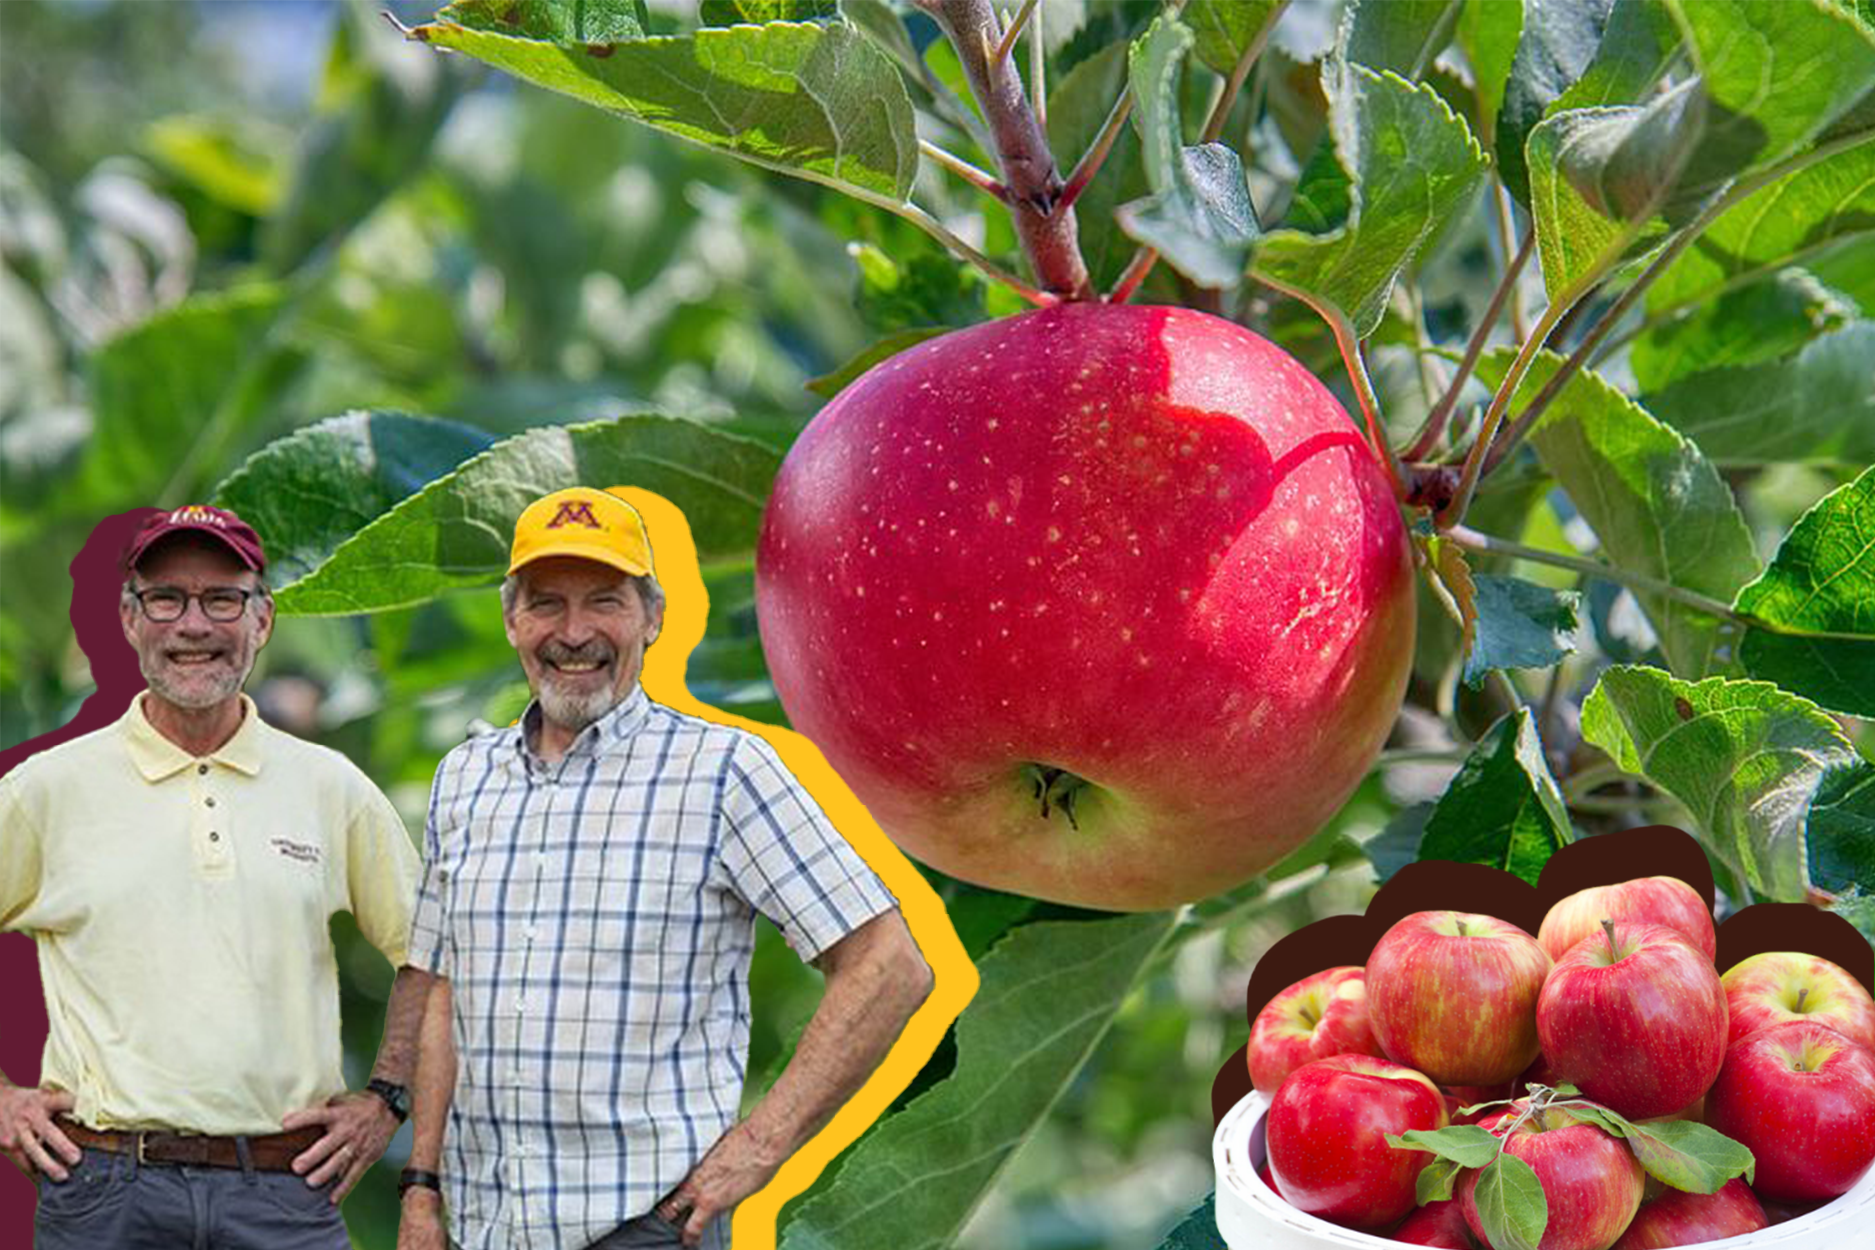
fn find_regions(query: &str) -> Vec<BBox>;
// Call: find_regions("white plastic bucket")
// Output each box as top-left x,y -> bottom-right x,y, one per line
1212,1091 -> 1875,1248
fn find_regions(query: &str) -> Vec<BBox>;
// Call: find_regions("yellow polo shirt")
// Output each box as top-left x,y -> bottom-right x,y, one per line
0,694 -> 420,1134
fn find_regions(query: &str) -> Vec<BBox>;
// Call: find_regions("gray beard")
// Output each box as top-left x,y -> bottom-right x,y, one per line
536,679 -> 623,737
141,653 -> 248,710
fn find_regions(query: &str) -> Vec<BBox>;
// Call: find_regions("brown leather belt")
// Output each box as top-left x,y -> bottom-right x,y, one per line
57,1119 -> 325,1172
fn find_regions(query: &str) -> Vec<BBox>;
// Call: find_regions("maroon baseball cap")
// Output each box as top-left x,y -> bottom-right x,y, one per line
122,505 -> 267,574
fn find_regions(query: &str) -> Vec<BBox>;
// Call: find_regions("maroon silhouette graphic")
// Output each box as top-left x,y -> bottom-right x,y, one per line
1,508 -> 160,1215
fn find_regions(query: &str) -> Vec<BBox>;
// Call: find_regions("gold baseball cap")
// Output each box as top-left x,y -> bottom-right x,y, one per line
508,487 -> 654,578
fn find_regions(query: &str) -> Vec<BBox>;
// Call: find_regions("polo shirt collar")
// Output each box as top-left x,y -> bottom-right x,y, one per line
516,685 -> 652,766
123,692 -> 267,780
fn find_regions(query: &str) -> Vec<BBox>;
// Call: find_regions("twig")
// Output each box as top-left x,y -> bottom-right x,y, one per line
993,0 -> 1039,65
1405,228 -> 1534,461
1056,91 -> 1133,216
918,0 -> 1090,298
1494,183 -> 1528,342
1444,524 -> 1747,623
919,139 -> 1009,200
1109,248 -> 1159,305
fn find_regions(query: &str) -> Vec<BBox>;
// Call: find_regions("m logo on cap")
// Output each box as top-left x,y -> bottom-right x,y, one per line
171,506 -> 227,528
546,501 -> 602,530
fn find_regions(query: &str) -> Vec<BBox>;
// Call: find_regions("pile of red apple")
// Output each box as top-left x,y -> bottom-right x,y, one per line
1244,877 -> 1875,1248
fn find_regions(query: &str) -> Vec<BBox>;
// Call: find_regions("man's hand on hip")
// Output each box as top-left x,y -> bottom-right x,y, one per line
0,1085 -> 79,1181
398,1184 -> 448,1250
282,1090 -> 400,1202
657,1120 -> 786,1247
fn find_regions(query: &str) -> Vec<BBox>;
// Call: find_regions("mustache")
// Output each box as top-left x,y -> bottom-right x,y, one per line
539,640 -> 617,667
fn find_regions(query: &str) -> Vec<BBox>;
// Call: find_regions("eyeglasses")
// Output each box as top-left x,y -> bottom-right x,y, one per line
129,586 -> 260,623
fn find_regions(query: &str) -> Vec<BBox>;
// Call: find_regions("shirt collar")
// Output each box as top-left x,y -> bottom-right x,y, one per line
122,692 -> 267,781
515,685 -> 652,767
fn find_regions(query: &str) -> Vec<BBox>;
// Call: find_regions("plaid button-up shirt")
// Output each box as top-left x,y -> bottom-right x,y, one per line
408,687 -> 897,1250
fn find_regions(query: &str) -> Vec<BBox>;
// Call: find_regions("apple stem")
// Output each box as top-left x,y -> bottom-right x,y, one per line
915,0 -> 1092,300
1796,988 -> 1810,1014
1601,918 -> 1619,962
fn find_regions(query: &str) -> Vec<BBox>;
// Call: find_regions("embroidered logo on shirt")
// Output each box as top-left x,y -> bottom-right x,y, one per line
271,837 -> 321,865
547,500 -> 602,529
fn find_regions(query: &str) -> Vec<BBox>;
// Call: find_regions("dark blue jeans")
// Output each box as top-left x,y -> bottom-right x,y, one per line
34,1149 -> 348,1249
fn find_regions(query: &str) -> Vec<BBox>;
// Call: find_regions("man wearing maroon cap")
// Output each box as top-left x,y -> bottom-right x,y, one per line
0,505 -> 428,1249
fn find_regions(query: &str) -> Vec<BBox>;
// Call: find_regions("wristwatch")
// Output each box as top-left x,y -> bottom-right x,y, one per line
365,1077 -> 412,1123
399,1168 -> 443,1197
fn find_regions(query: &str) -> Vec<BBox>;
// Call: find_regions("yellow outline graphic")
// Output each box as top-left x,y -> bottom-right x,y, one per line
608,487 -> 978,1249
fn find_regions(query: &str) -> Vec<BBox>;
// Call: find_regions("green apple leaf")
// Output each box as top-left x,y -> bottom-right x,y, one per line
1483,349 -> 1761,678
1048,42 -> 1149,289
213,411 -> 495,587
1184,0 -> 1283,77
1635,138 -> 1875,390
1116,15 -> 1259,290
700,0 -> 837,26
779,913 -> 1178,1250
1612,1117 -> 1756,1193
1664,0 -> 1875,181
1465,574 -> 1581,688
435,0 -> 650,41
1646,325 -> 1875,466
805,328 -> 950,399
1387,1124 -> 1506,1168
1495,0 -> 1616,203
80,284 -> 295,507
1253,62 -> 1486,336
1579,666 -> 1861,901
1418,708 -> 1574,886
271,414 -> 781,615
1524,79 -> 1706,301
1472,1152 -> 1548,1250
1416,1154 -> 1466,1205
1342,0 -> 1464,79
1150,1193 -> 1229,1250
1547,0 -> 1681,116
410,11 -> 917,203
1734,467 -> 1875,716
1810,762 -> 1875,896
1633,269 -> 1857,395
1458,0 -> 1524,143
1827,885 -> 1875,954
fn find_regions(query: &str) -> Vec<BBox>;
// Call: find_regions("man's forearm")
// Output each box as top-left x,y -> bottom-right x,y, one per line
370,965 -> 438,1087
408,971 -> 455,1171
741,911 -> 933,1162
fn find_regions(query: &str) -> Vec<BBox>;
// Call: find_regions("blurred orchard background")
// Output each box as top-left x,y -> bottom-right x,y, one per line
2,2 -> 1870,1248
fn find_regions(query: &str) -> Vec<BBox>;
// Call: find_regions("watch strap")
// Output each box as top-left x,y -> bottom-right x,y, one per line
365,1077 -> 411,1122
399,1167 -> 443,1196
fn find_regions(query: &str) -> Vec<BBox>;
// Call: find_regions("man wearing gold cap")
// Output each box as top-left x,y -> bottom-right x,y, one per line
396,488 -> 932,1250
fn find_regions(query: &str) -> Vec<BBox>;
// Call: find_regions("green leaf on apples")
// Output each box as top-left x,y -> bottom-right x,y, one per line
1457,0 -> 1524,144
1477,349 -> 1761,679
699,0 -> 837,26
434,0 -> 651,41
1416,1154 -> 1465,1205
1734,467 -> 1875,717
1341,0 -> 1464,80
1636,131 -> 1875,391
805,328 -> 950,399
1646,324 -> 1875,465
1472,1152 -> 1548,1250
1663,0 -> 1875,183
779,913 -> 1179,1249
1633,271 -> 1858,398
1388,1123 -> 1506,1168
1464,574 -> 1581,688
1546,0 -> 1681,119
1825,885 -> 1875,954
1048,42 -> 1150,289
265,414 -> 781,615
1524,79 -> 1706,302
1618,1117 -> 1757,1192
1116,15 -> 1259,290
1252,61 -> 1486,337
411,9 -> 918,204
1149,1192 -> 1230,1250
1494,0 -> 1617,203
1418,708 -> 1574,886
1810,763 -> 1875,897
1579,666 -> 1861,902
1184,0 -> 1283,78
212,410 -> 495,587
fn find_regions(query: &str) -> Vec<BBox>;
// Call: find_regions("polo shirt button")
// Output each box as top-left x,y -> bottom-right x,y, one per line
209,832 -> 221,842
197,764 -> 209,775
205,797 -> 216,808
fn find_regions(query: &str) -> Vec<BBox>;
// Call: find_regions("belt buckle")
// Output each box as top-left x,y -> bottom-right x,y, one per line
135,1132 -> 150,1165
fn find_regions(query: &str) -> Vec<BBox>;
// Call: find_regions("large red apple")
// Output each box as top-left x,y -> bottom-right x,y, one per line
1537,922 -> 1728,1120
1391,1197 -> 1477,1247
1704,1020 -> 1875,1202
1459,1103 -> 1645,1250
1265,1054 -> 1449,1229
1538,877 -> 1715,963
1720,951 -> 1875,1050
1248,966 -> 1384,1095
1608,1178 -> 1766,1248
755,303 -> 1414,909
1366,911 -> 1552,1085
